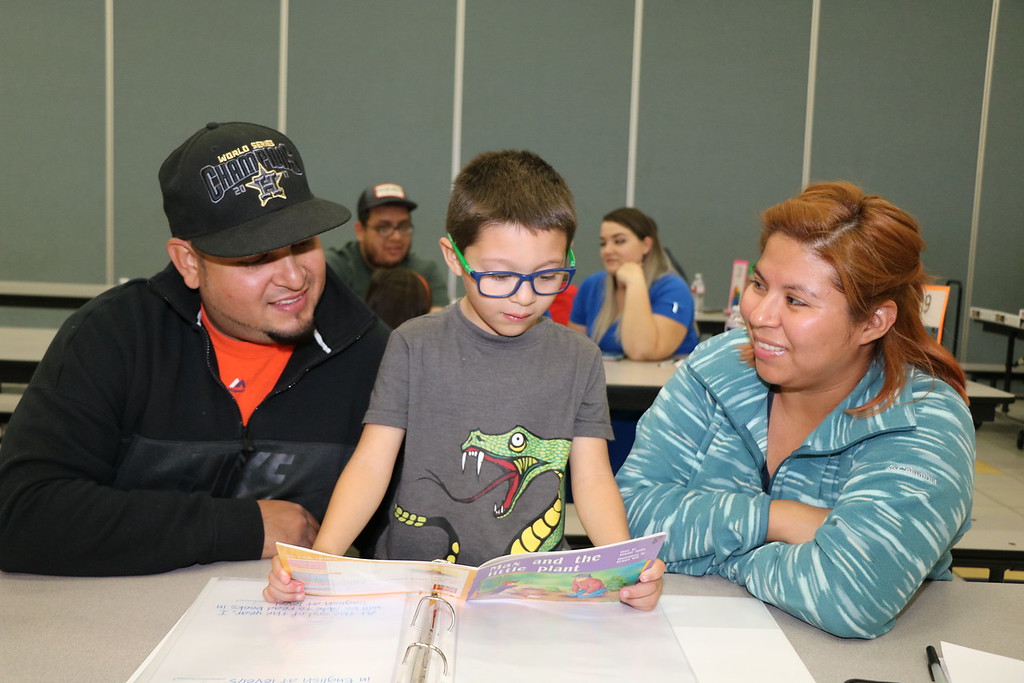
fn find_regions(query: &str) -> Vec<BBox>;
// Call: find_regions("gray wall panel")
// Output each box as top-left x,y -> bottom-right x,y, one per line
811,0 -> 990,355
635,0 -> 812,309
1,0 -> 1021,365
970,1 -> 1024,362
1,1 -> 106,284
287,1 -> 456,264
461,0 -> 635,277
112,0 -> 281,281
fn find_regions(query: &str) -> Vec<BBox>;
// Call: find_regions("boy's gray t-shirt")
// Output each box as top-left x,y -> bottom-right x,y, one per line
365,303 -> 612,566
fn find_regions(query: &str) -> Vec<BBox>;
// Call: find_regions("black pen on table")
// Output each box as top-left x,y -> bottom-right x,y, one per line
927,644 -> 949,683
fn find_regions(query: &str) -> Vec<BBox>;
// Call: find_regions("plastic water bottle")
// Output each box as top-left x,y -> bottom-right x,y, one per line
724,304 -> 744,332
689,273 -> 705,313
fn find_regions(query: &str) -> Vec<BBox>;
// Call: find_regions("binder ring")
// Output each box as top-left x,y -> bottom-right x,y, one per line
411,594 -> 456,632
401,641 -> 449,676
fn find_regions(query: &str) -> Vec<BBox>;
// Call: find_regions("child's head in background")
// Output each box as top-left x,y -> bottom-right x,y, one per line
440,150 -> 577,337
365,267 -> 431,330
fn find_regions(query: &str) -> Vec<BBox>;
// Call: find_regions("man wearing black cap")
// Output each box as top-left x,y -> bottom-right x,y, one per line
0,122 -> 390,576
325,182 -> 448,310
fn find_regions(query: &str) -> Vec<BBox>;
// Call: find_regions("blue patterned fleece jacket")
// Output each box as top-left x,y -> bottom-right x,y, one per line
616,329 -> 975,638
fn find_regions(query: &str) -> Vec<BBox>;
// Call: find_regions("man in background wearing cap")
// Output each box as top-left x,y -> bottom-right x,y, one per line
0,122 -> 390,576
325,183 -> 448,310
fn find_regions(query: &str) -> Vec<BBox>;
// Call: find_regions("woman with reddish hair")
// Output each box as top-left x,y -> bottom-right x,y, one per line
617,182 -> 974,638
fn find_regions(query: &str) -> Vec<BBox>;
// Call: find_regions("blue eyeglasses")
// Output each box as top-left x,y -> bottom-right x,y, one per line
448,233 -> 576,298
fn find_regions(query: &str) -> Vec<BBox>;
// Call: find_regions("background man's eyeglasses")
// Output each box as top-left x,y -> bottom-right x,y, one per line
448,233 -> 576,298
370,223 -> 413,238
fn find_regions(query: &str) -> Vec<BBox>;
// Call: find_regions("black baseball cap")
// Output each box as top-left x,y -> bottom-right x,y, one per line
159,121 -> 351,257
357,182 -> 418,223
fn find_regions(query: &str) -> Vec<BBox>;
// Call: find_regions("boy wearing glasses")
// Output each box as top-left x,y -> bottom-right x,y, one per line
325,182 -> 448,309
265,150 -> 664,610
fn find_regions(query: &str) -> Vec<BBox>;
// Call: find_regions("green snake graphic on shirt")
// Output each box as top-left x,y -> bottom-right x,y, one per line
393,426 -> 570,563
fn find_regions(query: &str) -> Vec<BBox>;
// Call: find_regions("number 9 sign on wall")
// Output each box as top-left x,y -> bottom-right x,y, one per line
920,285 -> 951,343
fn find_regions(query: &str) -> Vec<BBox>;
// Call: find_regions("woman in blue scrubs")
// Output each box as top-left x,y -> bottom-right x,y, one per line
569,207 -> 698,361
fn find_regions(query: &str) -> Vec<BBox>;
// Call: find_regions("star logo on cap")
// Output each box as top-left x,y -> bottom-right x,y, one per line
244,162 -> 287,207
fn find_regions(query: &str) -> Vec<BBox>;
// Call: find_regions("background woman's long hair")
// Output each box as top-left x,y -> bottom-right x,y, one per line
590,207 -> 676,346
759,181 -> 967,415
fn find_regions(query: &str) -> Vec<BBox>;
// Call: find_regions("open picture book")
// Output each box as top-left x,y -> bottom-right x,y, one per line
277,532 -> 666,603
130,530 -> 817,682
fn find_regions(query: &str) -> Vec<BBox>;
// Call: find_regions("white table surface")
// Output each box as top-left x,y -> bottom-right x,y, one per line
603,359 -> 1013,417
602,357 -> 678,387
970,306 -> 1024,330
1,560 -> 1021,683
0,280 -> 109,300
0,326 -> 58,363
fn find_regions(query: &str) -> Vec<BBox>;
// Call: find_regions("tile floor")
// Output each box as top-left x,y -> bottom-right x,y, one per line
955,401 -> 1024,581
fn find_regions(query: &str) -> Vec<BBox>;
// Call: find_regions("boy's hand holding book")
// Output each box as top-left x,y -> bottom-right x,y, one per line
263,554 -> 305,604
617,558 -> 666,611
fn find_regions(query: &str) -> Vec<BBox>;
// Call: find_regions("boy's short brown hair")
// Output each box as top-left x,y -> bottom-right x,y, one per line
446,150 -> 576,250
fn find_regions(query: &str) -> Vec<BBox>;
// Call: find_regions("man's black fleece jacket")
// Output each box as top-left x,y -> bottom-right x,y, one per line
0,264 -> 389,576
